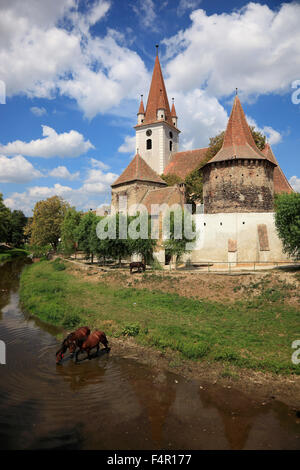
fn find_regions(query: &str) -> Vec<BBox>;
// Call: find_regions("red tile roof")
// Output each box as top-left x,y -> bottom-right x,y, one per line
138,96 -> 145,115
171,100 -> 177,118
111,153 -> 167,187
261,144 -> 294,194
142,55 -> 174,127
206,95 -> 275,166
164,148 -> 209,180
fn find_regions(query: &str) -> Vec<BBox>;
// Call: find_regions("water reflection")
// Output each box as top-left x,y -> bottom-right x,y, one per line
0,260 -> 299,450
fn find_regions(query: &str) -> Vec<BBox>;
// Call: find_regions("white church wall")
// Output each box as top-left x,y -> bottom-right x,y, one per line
191,212 -> 290,264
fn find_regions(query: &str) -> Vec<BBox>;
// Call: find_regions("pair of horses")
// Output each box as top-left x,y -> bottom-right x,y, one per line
56,326 -> 109,364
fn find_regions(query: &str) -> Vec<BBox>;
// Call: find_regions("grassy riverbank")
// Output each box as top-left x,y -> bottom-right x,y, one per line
20,259 -> 300,375
0,246 -> 29,263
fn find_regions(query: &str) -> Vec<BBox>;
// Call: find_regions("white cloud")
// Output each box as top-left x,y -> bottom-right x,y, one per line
247,116 -> 282,146
164,3 -> 300,99
289,176 -> 300,193
4,158 -> 118,215
177,0 -> 202,17
171,89 -> 228,149
118,135 -> 136,153
0,155 -> 42,183
0,125 -> 94,158
132,0 -> 158,31
90,158 -> 110,170
49,166 -> 80,181
30,106 -> 47,116
82,168 -> 118,193
0,0 -> 149,118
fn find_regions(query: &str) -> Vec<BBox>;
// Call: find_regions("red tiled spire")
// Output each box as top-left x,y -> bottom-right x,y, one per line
206,94 -> 276,165
143,53 -> 173,126
223,94 -> 257,150
111,153 -> 167,187
261,144 -> 294,194
171,98 -> 177,118
138,95 -> 145,115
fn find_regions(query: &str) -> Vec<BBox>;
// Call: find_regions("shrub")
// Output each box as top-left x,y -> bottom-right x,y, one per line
122,323 -> 140,337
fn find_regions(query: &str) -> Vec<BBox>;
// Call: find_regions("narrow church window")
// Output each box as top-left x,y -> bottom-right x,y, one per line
169,131 -> 173,138
146,139 -> 152,150
169,141 -> 173,151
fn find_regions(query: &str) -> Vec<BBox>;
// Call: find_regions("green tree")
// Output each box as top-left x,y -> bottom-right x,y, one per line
128,213 -> 157,263
275,192 -> 300,260
163,207 -> 196,267
29,196 -> 70,250
161,173 -> 182,186
0,193 -> 12,243
76,211 -> 99,263
8,210 -> 27,247
61,207 -> 82,257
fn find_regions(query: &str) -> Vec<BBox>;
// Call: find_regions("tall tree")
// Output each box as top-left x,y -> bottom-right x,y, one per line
7,210 -> 27,247
76,211 -> 98,263
61,207 -> 82,257
29,196 -> 69,250
275,192 -> 300,260
0,193 -> 11,244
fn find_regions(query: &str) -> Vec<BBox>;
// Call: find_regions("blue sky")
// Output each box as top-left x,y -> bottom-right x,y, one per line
0,0 -> 299,215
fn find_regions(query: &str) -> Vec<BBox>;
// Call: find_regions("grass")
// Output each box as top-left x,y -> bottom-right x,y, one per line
19,260 -> 300,375
0,246 -> 29,263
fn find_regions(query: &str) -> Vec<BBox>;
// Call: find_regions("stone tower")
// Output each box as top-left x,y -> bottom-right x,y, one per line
202,95 -> 276,214
134,48 -> 180,176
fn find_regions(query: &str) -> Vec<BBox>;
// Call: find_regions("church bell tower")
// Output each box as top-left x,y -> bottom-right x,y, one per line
134,46 -> 180,176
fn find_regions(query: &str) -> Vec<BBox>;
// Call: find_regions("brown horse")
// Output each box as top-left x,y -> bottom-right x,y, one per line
130,261 -> 146,274
75,330 -> 109,362
56,326 -> 90,363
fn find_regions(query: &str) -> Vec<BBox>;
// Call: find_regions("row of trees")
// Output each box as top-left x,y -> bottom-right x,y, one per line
0,193 -> 28,247
23,195 -> 193,265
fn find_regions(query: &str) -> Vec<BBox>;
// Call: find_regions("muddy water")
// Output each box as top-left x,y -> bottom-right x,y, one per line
0,260 -> 299,450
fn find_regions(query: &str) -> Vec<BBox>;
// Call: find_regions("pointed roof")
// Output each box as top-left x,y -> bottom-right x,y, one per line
138,95 -> 145,115
143,54 -> 174,127
171,99 -> 177,118
261,144 -> 294,194
206,95 -> 276,165
164,148 -> 209,180
111,153 -> 167,187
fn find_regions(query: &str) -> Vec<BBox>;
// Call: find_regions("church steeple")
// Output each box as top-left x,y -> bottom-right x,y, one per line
134,47 -> 180,175
142,50 -> 174,127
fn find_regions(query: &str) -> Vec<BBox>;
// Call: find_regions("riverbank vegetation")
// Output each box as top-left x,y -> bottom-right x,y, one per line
0,245 -> 29,263
20,259 -> 300,376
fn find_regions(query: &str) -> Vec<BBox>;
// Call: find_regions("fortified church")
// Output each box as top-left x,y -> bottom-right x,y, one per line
110,49 -> 293,266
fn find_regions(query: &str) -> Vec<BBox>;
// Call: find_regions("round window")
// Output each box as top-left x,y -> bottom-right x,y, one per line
146,129 -> 152,137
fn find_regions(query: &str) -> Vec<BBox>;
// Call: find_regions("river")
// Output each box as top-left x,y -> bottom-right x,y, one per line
0,259 -> 299,450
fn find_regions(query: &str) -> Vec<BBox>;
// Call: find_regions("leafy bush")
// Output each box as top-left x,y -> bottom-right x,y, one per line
122,323 -> 140,337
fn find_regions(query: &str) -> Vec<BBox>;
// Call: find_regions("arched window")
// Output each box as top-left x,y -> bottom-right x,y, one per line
169,140 -> 173,151
146,139 -> 152,150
